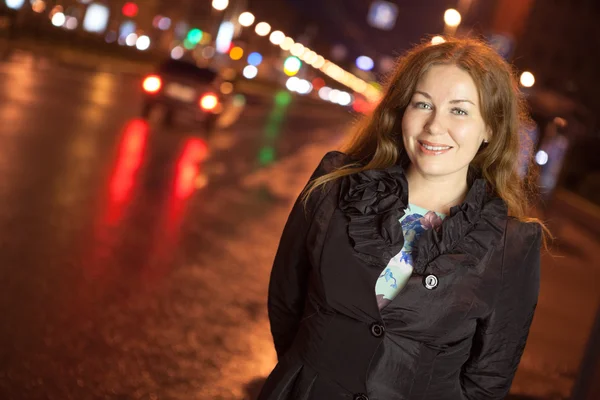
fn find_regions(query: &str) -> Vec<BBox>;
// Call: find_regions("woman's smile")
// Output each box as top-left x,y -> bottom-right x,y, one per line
418,140 -> 453,155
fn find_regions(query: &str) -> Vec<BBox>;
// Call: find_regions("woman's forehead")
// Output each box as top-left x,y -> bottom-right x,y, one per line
414,65 -> 479,102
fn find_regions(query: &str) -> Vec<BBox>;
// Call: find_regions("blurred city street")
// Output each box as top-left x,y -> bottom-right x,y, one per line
0,49 -> 598,400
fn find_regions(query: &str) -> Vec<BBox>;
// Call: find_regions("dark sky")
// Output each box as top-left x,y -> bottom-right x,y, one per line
284,0 -> 459,60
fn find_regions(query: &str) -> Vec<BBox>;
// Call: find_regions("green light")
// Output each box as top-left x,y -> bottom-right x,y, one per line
187,28 -> 203,44
283,56 -> 301,73
259,147 -> 275,165
275,91 -> 292,106
183,38 -> 196,49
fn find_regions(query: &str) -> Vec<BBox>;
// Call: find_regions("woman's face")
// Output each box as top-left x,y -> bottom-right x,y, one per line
401,64 -> 490,182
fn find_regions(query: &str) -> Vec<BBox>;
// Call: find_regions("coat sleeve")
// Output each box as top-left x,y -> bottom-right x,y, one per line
461,219 -> 542,399
267,151 -> 345,360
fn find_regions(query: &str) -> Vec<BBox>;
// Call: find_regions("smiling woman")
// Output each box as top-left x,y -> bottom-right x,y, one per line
259,37 -> 548,400
401,64 -> 492,210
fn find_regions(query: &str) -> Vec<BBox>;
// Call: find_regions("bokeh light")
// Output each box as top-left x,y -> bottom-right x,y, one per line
243,65 -> 258,79
269,30 -> 285,45
51,12 -> 66,27
125,33 -> 138,47
238,12 -> 255,27
5,0 -> 25,10
202,46 -> 216,59
31,0 -> 46,13
431,35 -> 446,45
290,43 -> 305,57
64,16 -> 78,30
296,79 -> 312,95
280,37 -> 294,51
136,35 -> 151,51
121,2 -> 138,18
286,77 -> 300,92
283,56 -> 301,76
520,71 -> 535,87
313,56 -> 325,69
255,22 -> 271,36
356,56 -> 374,71
212,0 -> 229,11
171,46 -> 184,59
444,9 -> 461,27
158,17 -> 171,30
247,52 -> 263,66
220,82 -> 234,95
318,86 -> 332,101
535,150 -> 549,165
229,46 -> 244,60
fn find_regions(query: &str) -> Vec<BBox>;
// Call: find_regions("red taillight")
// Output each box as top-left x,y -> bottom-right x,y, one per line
199,93 -> 219,111
143,75 -> 162,93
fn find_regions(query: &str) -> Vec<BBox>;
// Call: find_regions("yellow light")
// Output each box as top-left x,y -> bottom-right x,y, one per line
49,5 -> 63,18
313,56 -> 325,69
280,37 -> 294,51
200,93 -> 219,110
356,80 -> 367,93
200,32 -> 212,45
143,75 -> 162,93
221,68 -> 237,80
520,71 -> 535,87
32,0 -> 46,13
269,30 -> 285,45
220,82 -> 234,95
431,35 -> 445,45
229,46 -> 244,60
300,49 -> 314,62
290,43 -> 305,57
444,9 -> 461,27
255,22 -> 271,36
212,0 -> 229,11
238,12 -> 255,27
284,68 -> 298,77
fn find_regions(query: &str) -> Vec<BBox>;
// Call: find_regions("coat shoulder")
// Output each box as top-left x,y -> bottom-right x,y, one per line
312,151 -> 354,179
501,217 -> 543,279
504,217 -> 543,248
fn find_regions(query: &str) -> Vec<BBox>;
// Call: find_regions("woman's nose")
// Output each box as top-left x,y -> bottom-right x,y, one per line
425,112 -> 446,136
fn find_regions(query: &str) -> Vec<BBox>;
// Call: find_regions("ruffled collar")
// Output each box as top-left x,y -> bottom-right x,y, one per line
338,165 -> 507,275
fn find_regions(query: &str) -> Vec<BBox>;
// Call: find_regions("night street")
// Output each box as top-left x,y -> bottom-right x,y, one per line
0,50 -> 598,400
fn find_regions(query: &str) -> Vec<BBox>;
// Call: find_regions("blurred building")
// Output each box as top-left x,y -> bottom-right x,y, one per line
480,0 -> 599,132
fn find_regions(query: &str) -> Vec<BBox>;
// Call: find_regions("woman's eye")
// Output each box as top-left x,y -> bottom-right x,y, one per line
414,102 -> 432,110
451,108 -> 468,116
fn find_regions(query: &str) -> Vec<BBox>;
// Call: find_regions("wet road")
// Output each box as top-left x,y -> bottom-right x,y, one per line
0,51 -> 349,400
1,51 -> 599,400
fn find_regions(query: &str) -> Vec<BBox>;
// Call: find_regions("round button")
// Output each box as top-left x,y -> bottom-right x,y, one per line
354,394 -> 369,400
423,274 -> 439,290
370,323 -> 385,338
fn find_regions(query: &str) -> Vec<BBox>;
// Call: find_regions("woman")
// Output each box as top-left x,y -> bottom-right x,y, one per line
260,37 -> 546,400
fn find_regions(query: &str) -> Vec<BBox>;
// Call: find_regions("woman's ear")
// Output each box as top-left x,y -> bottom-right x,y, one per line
483,126 -> 492,144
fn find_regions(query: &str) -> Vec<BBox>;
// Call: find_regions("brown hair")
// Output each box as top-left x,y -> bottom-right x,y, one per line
304,36 -> 550,243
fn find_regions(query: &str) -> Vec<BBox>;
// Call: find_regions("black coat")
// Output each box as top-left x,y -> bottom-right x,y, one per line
259,151 -> 541,400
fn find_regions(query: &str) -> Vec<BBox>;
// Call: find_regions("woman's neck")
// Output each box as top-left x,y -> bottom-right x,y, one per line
405,167 -> 469,215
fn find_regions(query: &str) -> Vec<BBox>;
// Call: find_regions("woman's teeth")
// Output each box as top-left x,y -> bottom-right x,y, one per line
421,143 -> 451,151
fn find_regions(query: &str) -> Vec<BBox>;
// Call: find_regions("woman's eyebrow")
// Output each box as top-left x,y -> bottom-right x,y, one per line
414,91 -> 475,106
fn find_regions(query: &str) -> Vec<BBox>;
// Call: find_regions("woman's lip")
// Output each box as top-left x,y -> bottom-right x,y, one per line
418,141 -> 452,155
418,140 -> 453,148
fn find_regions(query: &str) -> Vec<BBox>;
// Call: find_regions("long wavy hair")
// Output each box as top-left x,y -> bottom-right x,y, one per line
304,37 -> 549,240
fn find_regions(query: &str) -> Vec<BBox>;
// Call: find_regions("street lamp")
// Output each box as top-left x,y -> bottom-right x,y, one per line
255,22 -> 271,36
431,35 -> 446,45
444,8 -> 461,35
212,0 -> 229,11
520,71 -> 535,87
238,12 -> 255,27
269,30 -> 285,45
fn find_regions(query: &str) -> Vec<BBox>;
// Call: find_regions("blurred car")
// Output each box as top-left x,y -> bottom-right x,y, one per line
141,59 -> 233,133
